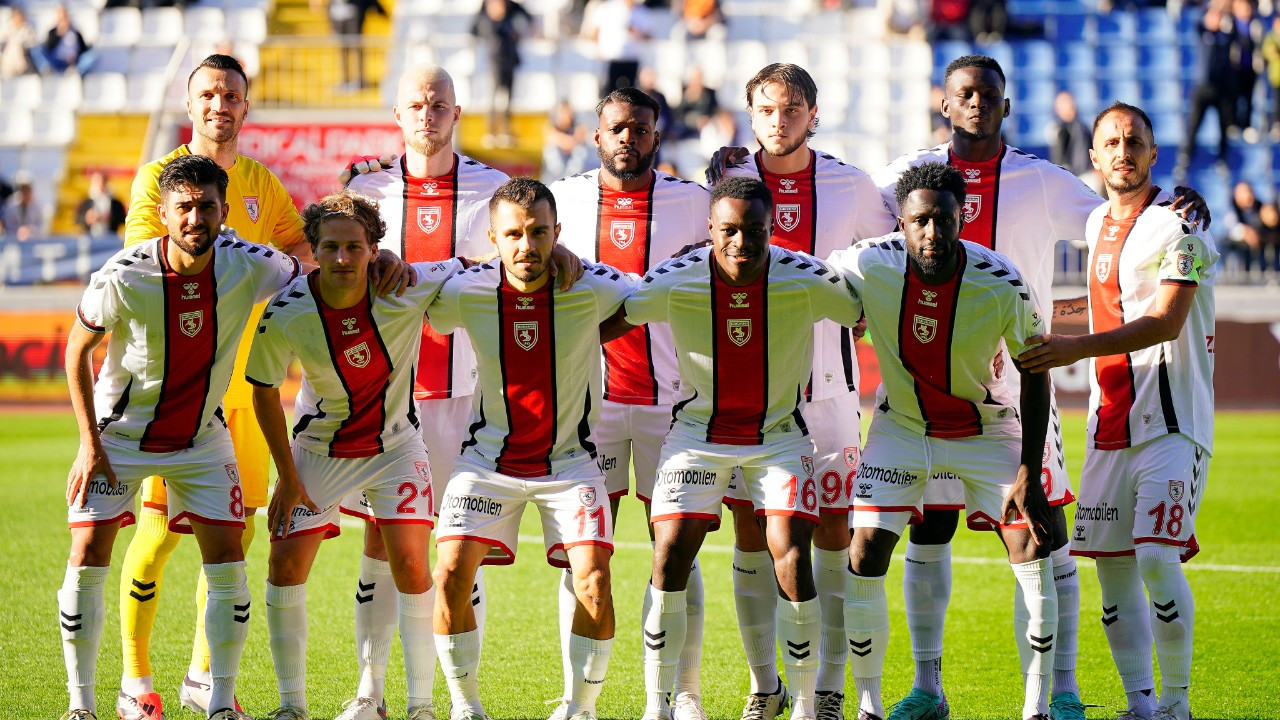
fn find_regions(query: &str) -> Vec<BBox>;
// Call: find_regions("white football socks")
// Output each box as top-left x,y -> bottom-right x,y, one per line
1011,558 -> 1057,719
844,573 -> 889,718
903,541 -> 950,697
676,559 -> 704,697
354,554 -> 395,702
436,628 -> 483,716
812,548 -> 848,695
59,564 -> 108,712
203,561 -> 250,714
265,581 -> 308,710
643,584 -> 686,709
1051,545 -> 1080,698
1136,544 -> 1194,709
400,590 -> 437,711
778,598 -> 820,718
1095,554 -> 1156,715
733,548 -> 779,693
558,568 -> 577,701
566,634 -> 612,716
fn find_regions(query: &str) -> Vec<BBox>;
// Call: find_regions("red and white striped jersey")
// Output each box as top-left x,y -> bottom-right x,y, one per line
347,153 -> 508,400
245,259 -> 463,459
1084,188 -> 1216,454
829,237 -> 1047,439
76,234 -> 301,452
624,246 -> 861,446
872,142 -> 1101,345
724,149 -> 897,401
551,168 -> 709,406
427,261 -> 635,478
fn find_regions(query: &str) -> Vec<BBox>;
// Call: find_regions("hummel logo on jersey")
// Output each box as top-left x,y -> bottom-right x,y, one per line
418,206 -> 441,233
182,282 -> 201,300
964,168 -> 980,182
918,289 -> 938,307
514,321 -> 538,350
516,296 -> 535,309
615,197 -> 634,209
244,195 -> 260,222
779,178 -> 799,194
1095,253 -> 1113,283
1169,480 -> 1185,503
727,318 -> 752,346
179,310 -> 203,337
1107,225 -> 1120,237
422,181 -> 440,195
963,193 -> 982,223
345,341 -> 371,368
776,204 -> 801,232
610,220 -> 636,249
341,317 -> 360,336
730,292 -> 750,308
856,482 -> 872,499
912,314 -> 937,344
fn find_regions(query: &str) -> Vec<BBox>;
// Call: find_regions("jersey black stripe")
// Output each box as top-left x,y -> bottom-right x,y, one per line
1156,345 -> 1180,434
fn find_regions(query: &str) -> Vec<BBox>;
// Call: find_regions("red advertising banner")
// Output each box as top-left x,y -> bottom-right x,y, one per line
177,122 -> 404,209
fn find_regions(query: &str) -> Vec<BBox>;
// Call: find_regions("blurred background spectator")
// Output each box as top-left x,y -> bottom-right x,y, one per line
30,4 -> 95,76
1047,90 -> 1094,179
2,171 -> 47,242
1,8 -> 35,79
679,0 -> 724,41
1226,0 -> 1264,143
675,66 -> 719,140
1224,180 -> 1265,278
1261,14 -> 1280,139
315,0 -> 386,91
76,172 -> 127,237
1178,0 -> 1237,178
474,0 -> 534,149
583,0 -> 655,93
542,101 -> 594,182
969,0 -> 1007,42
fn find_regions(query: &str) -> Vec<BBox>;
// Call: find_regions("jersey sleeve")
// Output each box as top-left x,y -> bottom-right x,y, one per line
123,162 -> 166,247
1157,227 -> 1215,286
1001,277 -> 1048,358
870,156 -> 910,217
809,256 -> 863,326
425,275 -> 466,334
264,170 -> 305,251
849,171 -> 900,241
245,295 -> 295,388
249,246 -> 303,301
825,245 -> 867,300
623,260 -> 676,325
409,258 -> 466,310
585,261 -> 636,320
76,267 -> 123,333
1043,165 -> 1103,244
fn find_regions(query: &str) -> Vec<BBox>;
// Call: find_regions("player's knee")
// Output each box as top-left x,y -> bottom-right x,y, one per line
813,514 -> 852,550
1134,544 -> 1182,585
390,553 -> 432,593
432,563 -> 474,608
849,528 -> 897,576
573,565 -> 612,609
908,509 -> 960,545
363,522 -> 389,560
267,547 -> 308,585
69,527 -> 116,566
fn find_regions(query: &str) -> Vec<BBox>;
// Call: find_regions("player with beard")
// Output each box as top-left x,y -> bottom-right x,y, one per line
1017,103 -> 1216,720
61,155 -> 305,720
709,63 -> 897,720
864,56 -> 1209,720
549,86 -> 711,720
828,162 -> 1056,720
115,53 -> 319,720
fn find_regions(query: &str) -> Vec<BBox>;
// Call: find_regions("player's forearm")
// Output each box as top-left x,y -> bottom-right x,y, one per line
64,329 -> 102,446
599,307 -> 638,343
1053,296 -> 1087,321
252,386 -> 296,480
1073,313 -> 1183,359
1017,369 -> 1050,470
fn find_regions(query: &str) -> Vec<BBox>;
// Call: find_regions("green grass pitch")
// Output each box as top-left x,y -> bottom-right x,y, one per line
2,410 -> 1277,720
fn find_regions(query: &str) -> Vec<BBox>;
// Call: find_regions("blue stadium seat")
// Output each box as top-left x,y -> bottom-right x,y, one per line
1140,79 -> 1182,114
1012,40 -> 1056,80
933,40 -> 973,84
1048,12 -> 1093,43
1096,12 -> 1137,45
1012,80 -> 1056,117
1055,45 -> 1095,80
1097,78 -> 1141,105
1063,79 -> 1100,117
1138,45 -> 1179,80
1151,111 -> 1184,146
1097,45 -> 1138,72
1137,8 -> 1176,45
977,40 -> 1014,76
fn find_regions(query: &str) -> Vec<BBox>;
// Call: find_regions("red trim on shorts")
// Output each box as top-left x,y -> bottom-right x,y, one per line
141,501 -> 167,513
167,511 -> 246,535
339,505 -> 375,522
608,488 -> 630,499
1050,488 -> 1076,507
651,511 -> 720,524
966,510 -> 1027,531
721,495 -> 753,507
635,492 -> 652,504
1070,548 -> 1136,558
434,534 -> 516,566
1134,535 -> 1187,547
755,508 -> 820,523
68,511 -> 136,529
853,504 -> 925,524
271,523 -> 341,543
375,517 -> 436,529
546,540 -> 615,568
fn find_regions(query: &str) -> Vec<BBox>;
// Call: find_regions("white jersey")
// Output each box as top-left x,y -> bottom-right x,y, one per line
551,168 -> 709,406
829,237 -> 1046,439
624,245 -> 862,446
347,153 -> 508,400
245,259 -> 463,458
725,149 -> 898,401
1084,187 -> 1216,454
873,142 -> 1101,360
428,260 -> 634,478
76,235 -> 301,452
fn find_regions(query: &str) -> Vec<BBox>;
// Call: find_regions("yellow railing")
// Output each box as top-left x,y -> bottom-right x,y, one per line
256,36 -> 392,109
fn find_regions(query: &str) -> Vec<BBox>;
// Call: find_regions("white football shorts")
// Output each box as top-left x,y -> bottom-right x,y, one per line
434,456 -> 613,568
1070,433 -> 1208,562
595,400 -> 673,501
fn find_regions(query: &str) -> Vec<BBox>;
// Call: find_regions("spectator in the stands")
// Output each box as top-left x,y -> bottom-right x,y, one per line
969,0 -> 1006,42
1226,0 -> 1264,142
76,172 -> 127,237
637,65 -> 676,152
927,0 -> 972,41
1259,201 -> 1280,281
1261,14 -> 1280,139
680,0 -> 724,41
582,0 -> 655,94
542,100 -> 592,182
474,0 -> 534,149
675,66 -> 718,139
699,108 -> 741,161
1177,0 -> 1237,178
315,0 -> 386,91
2,171 -> 47,242
1046,90 -> 1093,178
1,7 -> 35,78
1224,179 -> 1265,277
30,4 -> 95,76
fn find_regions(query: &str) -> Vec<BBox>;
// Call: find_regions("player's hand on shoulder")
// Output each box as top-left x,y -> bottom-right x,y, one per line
67,440 -> 115,508
704,146 -> 750,185
1171,185 -> 1212,230
670,239 -> 711,259
371,248 -> 416,296
267,470 -> 319,540
339,154 -> 398,187
1014,333 -> 1084,373
851,315 -> 867,341
1004,465 -> 1052,548
550,244 -> 584,291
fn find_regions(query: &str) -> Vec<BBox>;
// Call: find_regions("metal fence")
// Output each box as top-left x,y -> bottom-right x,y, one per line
255,36 -> 393,110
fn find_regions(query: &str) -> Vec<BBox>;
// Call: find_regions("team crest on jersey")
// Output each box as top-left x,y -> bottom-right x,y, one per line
730,292 -> 750,308
802,456 -> 814,478
345,342 -> 371,368
912,314 -> 937,344
1168,480 -> 1185,503
776,204 -> 801,232
418,206 -> 442,233
415,462 -> 431,482
179,310 -> 203,337
727,318 -> 752,347
962,194 -> 982,223
1176,253 -> 1193,276
1095,253 -> 1113,283
615,197 -> 634,209
579,487 -> 597,507
514,321 -> 538,350
779,178 -> 798,194
844,446 -> 860,469
243,196 -> 259,223
225,464 -> 239,483
610,220 -> 636,249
